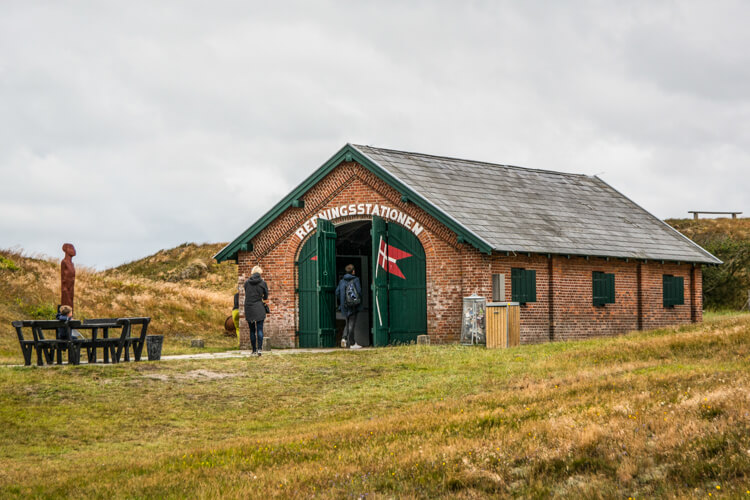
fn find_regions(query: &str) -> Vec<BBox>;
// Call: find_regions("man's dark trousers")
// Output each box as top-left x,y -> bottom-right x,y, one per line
344,313 -> 358,347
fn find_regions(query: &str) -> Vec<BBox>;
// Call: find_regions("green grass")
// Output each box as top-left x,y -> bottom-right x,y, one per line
2,315 -> 750,498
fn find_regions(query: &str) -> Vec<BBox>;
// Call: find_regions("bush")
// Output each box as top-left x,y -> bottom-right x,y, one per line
0,256 -> 19,271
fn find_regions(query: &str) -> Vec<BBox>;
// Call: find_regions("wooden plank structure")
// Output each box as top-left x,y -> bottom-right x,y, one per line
688,211 -> 742,219
485,302 -> 520,349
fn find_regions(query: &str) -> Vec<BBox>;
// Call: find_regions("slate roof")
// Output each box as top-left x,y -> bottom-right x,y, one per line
352,144 -> 721,264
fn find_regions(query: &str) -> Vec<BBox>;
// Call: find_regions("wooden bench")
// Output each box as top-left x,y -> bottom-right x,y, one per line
11,317 -> 152,366
118,317 -> 151,362
12,320 -> 85,366
688,211 -> 742,219
77,318 -> 128,364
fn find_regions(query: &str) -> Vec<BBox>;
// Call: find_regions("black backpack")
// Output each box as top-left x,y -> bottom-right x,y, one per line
344,280 -> 361,307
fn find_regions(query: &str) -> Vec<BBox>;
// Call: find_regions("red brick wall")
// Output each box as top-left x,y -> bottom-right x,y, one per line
235,161 -> 704,348
546,256 -> 639,341
639,261 -> 699,331
490,253 -> 551,344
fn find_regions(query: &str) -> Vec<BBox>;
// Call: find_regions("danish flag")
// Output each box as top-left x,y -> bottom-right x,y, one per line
376,236 -> 412,279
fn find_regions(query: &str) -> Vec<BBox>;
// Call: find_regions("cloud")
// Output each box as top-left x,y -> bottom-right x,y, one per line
0,1 -> 748,268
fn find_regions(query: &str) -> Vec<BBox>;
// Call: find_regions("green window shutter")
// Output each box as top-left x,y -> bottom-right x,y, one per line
527,269 -> 536,303
593,272 -> 615,306
663,275 -> 683,307
675,276 -> 685,305
593,271 -> 603,306
512,268 -> 537,304
511,268 -> 523,303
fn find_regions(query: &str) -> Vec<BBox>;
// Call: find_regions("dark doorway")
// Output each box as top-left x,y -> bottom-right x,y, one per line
334,220 -> 372,347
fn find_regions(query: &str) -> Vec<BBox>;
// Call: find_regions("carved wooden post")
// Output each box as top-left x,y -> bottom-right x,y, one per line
61,243 -> 76,309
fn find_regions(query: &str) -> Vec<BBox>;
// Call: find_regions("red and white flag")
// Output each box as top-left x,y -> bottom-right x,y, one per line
376,237 -> 412,279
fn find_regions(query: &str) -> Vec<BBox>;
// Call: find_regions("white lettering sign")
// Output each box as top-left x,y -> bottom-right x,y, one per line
295,202 -> 425,240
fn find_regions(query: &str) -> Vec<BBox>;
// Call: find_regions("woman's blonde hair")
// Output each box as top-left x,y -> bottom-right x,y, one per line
251,265 -> 263,275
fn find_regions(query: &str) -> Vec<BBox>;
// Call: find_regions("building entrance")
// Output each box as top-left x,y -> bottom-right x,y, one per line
296,216 -> 426,348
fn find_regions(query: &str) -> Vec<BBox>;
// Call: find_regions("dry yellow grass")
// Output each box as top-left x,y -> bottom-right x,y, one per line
0,246 -> 238,363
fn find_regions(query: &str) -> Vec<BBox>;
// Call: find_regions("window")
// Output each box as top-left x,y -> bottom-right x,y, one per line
511,268 -> 536,304
492,274 -> 505,301
663,275 -> 685,307
592,271 -> 615,306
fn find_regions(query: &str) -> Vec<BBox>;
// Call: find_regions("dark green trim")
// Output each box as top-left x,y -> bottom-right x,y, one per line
291,199 -> 305,208
214,144 -> 493,262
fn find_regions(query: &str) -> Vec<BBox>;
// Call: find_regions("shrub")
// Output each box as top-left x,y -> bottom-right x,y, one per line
0,256 -> 19,271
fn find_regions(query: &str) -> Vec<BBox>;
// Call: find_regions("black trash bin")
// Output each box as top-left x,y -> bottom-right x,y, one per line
146,335 -> 164,361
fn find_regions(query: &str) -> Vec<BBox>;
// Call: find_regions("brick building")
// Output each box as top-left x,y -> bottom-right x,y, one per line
214,144 -> 720,349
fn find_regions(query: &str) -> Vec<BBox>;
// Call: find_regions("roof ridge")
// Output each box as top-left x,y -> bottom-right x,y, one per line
353,144 -> 592,179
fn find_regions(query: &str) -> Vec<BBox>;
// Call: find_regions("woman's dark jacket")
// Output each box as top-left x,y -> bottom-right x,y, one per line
243,273 -> 268,322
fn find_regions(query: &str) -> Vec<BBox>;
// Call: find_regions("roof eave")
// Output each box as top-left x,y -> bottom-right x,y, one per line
215,144 -> 494,262
590,176 -> 723,266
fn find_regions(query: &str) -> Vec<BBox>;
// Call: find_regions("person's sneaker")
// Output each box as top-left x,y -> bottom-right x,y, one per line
350,343 -> 362,349
257,351 -> 262,357
251,350 -> 257,356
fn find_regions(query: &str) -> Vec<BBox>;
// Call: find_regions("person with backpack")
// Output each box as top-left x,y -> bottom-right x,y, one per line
335,264 -> 362,349
243,265 -> 269,356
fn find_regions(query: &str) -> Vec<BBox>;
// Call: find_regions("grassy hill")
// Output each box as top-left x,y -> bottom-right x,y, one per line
0,244 -> 239,364
104,242 -> 237,291
1,312 -> 748,498
667,218 -> 750,310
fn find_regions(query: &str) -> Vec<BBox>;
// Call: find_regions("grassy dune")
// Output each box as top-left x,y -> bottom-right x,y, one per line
666,218 -> 750,310
0,244 -> 238,364
1,312 -> 749,498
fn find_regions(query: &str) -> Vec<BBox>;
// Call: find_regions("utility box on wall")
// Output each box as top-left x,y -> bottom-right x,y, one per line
486,302 -> 521,348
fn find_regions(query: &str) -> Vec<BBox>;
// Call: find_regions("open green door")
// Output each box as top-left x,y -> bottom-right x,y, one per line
316,218 -> 337,347
371,215 -> 389,346
386,222 -> 427,344
297,237 -> 318,348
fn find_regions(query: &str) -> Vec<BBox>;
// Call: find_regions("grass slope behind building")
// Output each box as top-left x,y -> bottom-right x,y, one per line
667,218 -> 750,310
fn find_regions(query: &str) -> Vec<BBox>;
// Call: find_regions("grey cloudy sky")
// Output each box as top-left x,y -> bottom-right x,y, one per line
1,1 -> 748,269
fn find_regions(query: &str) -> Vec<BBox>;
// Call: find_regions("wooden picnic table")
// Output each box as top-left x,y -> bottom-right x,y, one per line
11,317 -> 151,366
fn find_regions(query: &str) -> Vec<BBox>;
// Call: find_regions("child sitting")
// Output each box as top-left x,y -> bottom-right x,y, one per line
56,305 -> 85,340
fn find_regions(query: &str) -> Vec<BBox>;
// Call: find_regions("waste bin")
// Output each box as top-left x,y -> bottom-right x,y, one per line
146,335 -> 164,361
486,302 -> 521,348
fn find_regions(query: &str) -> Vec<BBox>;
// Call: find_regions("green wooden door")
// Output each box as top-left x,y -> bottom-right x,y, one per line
371,215 -> 389,346
316,218 -> 337,347
297,237 -> 318,348
386,222 -> 426,344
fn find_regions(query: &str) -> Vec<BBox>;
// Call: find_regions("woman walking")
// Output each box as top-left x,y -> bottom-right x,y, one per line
243,265 -> 268,356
